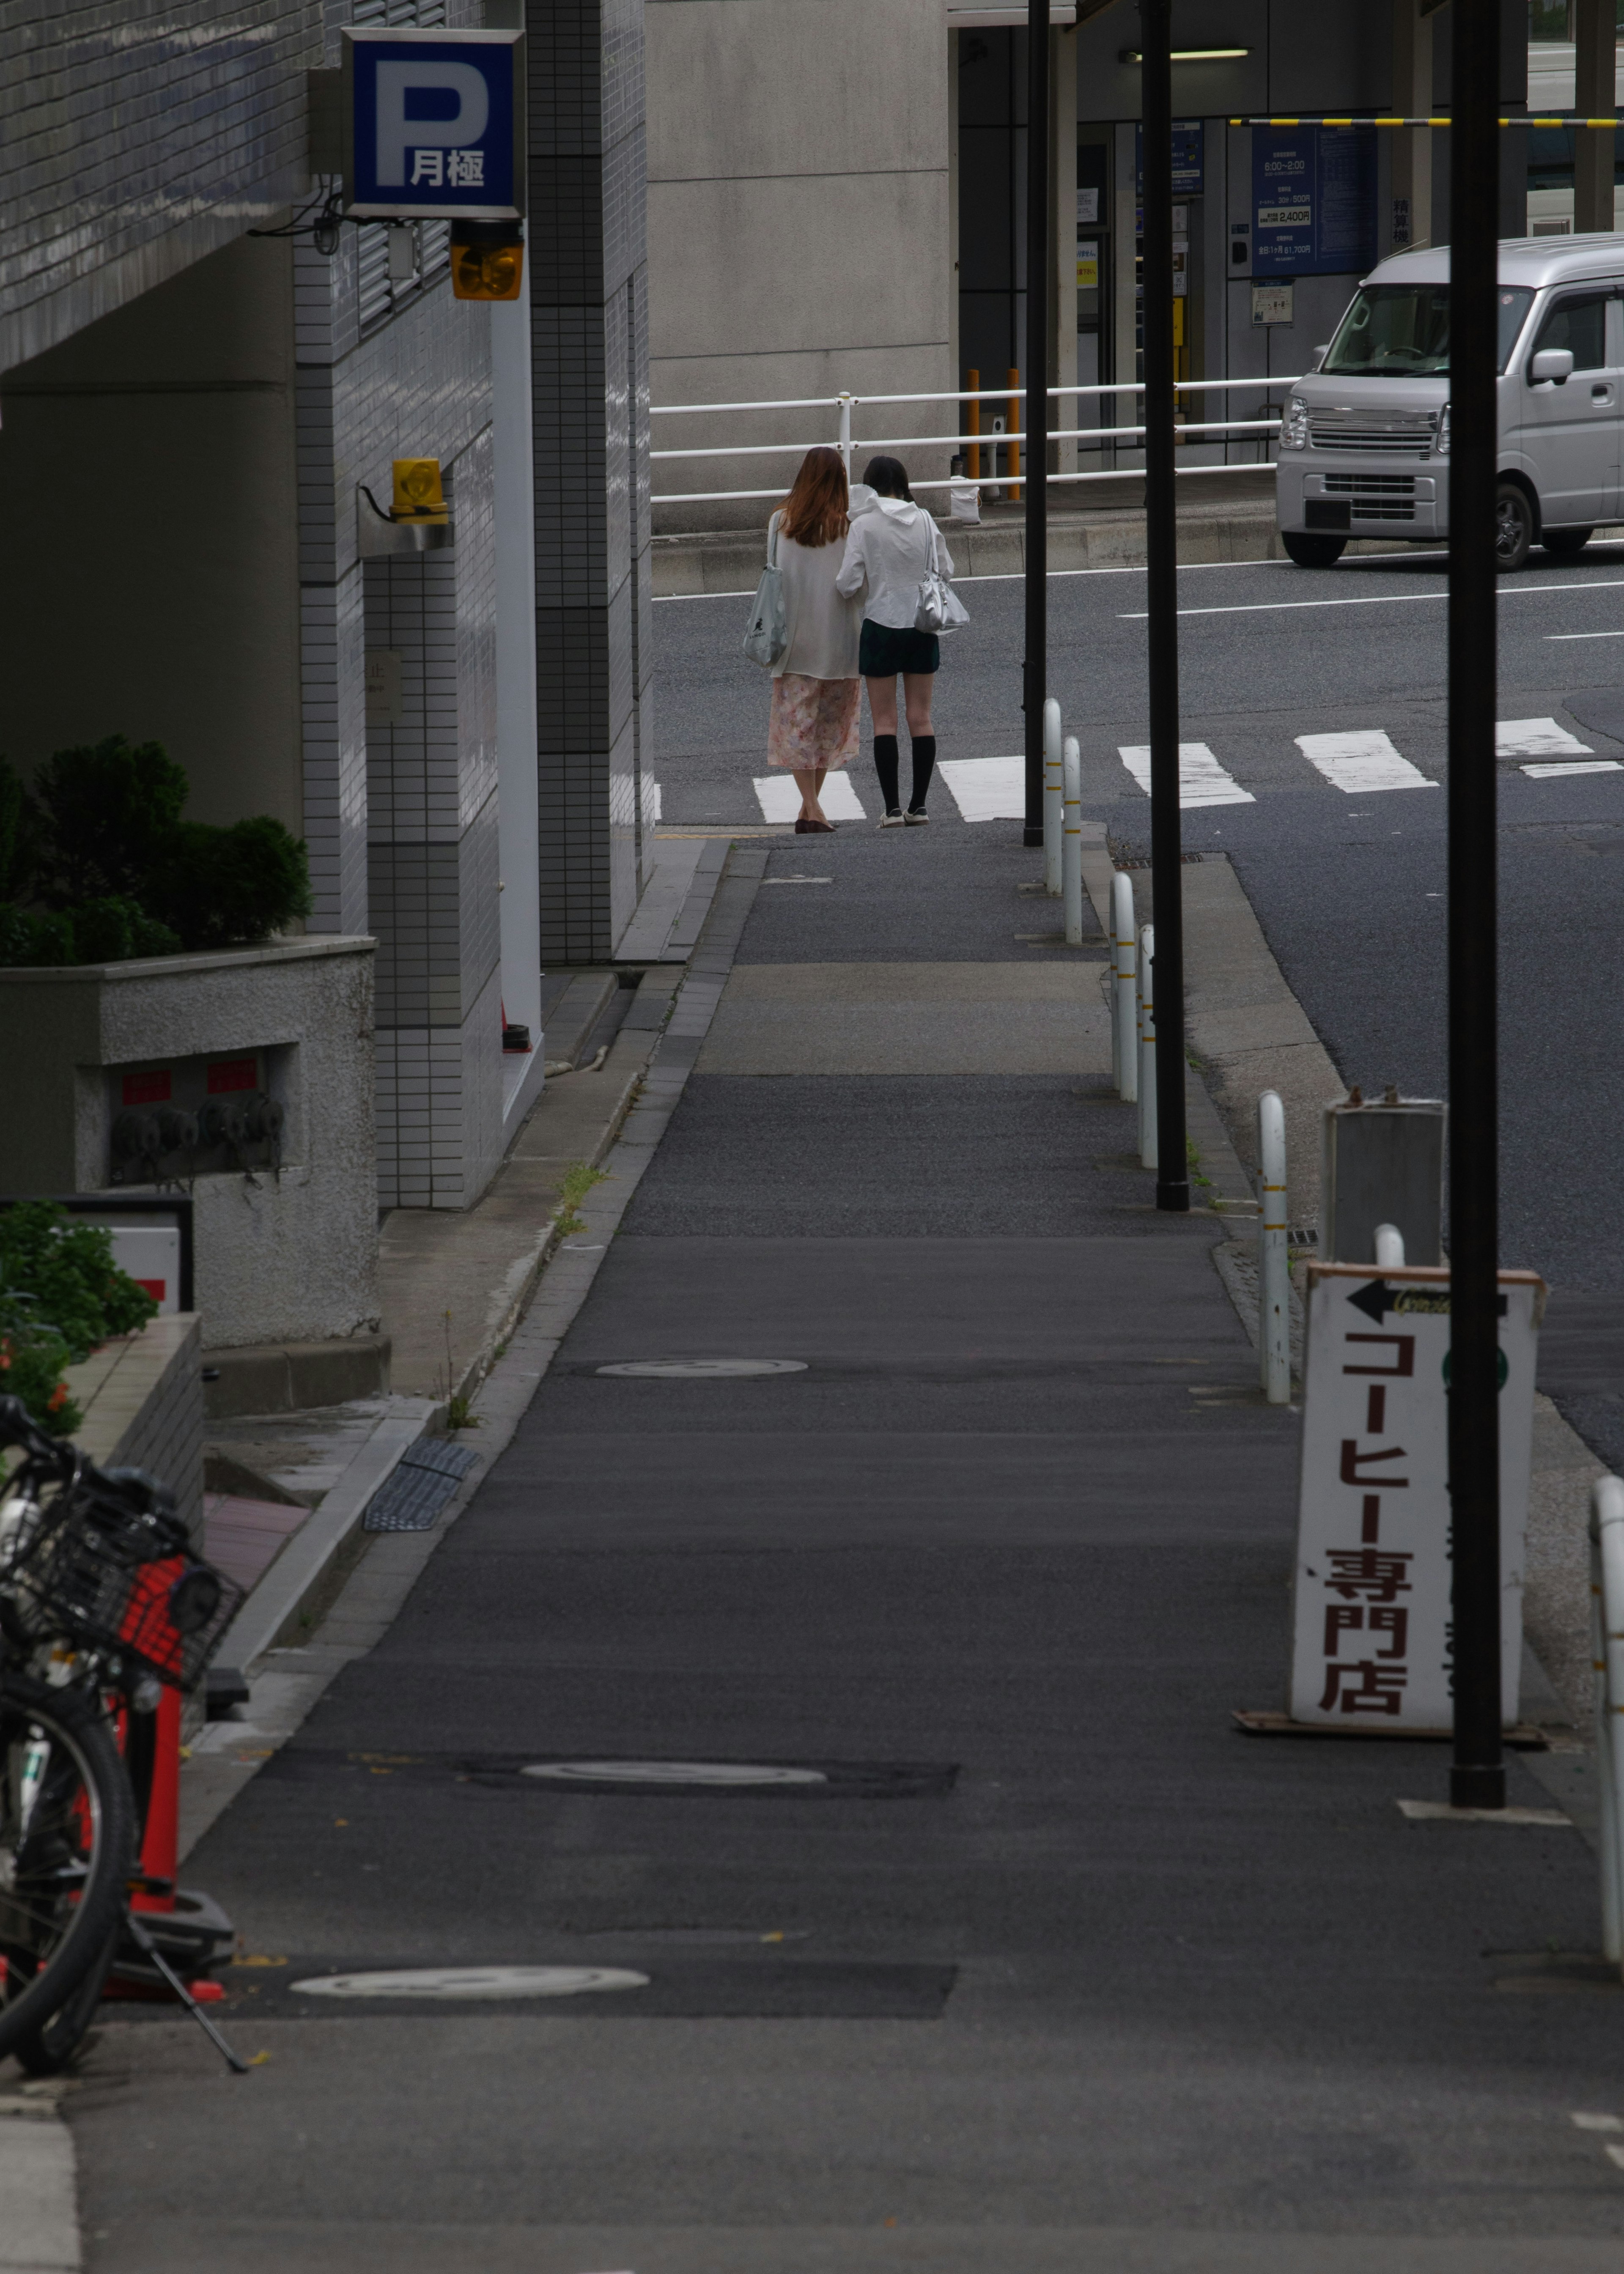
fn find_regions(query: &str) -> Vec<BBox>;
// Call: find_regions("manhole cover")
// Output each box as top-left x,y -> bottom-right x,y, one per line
594,1359 -> 807,1379
291,1966 -> 648,2001
521,1761 -> 828,1787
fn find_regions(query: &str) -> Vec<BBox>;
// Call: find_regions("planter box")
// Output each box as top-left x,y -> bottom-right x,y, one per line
0,938 -> 377,1350
63,1312 -> 205,1550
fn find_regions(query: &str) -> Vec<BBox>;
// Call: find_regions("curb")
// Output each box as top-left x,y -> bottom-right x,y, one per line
0,2086 -> 77,2272
212,1398 -> 437,1676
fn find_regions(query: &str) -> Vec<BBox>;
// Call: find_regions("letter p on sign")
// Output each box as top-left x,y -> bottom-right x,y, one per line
374,61 -> 488,186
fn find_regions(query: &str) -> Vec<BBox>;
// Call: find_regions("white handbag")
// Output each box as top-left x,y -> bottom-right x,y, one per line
914,559 -> 970,636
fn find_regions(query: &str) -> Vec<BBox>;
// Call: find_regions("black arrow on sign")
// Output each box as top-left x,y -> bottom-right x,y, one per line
1347,1279 -> 1395,1324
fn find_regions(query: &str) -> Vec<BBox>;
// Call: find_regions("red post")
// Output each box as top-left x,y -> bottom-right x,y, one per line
133,1685 -> 181,1913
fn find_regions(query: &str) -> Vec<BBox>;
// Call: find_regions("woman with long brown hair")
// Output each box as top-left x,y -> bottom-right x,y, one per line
765,445 -> 862,832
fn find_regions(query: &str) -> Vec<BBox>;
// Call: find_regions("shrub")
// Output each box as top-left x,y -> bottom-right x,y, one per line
0,1295 -> 80,1435
0,1201 -> 158,1366
0,758 -> 41,903
143,815 -> 313,950
0,736 -> 310,964
32,735 -> 188,904
69,896 -> 181,963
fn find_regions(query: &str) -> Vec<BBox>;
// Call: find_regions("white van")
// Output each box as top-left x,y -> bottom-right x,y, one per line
1275,235 -> 1624,571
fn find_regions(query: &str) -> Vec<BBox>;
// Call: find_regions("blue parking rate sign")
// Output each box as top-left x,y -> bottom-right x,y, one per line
343,28 -> 524,221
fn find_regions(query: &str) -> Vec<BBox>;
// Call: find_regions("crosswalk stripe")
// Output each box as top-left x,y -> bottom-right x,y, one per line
754,772 -> 867,823
1118,741 -> 1256,808
1295,729 -> 1438,795
938,754 -> 1026,821
1522,759 -> 1623,778
1496,716 -> 1594,758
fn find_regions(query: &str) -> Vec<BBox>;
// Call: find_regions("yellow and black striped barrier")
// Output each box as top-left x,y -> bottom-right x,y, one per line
1229,115 -> 1623,129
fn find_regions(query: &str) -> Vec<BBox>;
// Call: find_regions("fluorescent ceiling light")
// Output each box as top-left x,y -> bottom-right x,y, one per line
1119,47 -> 1251,61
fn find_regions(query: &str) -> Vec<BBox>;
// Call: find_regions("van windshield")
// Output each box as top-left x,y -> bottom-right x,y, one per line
1321,285 -> 1533,376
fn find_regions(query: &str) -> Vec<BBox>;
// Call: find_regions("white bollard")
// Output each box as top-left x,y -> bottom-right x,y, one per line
1062,735 -> 1083,946
1374,1223 -> 1405,1267
1043,697 -> 1063,895
1257,1090 -> 1289,1404
1112,870 -> 1137,1101
1138,923 -> 1157,1169
1592,1476 -> 1624,1972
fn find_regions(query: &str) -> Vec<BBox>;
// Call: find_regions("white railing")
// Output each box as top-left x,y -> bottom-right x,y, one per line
650,377 -> 1303,507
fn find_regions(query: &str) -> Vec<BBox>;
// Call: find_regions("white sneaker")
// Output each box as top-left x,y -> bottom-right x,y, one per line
904,808 -> 930,826
878,809 -> 905,828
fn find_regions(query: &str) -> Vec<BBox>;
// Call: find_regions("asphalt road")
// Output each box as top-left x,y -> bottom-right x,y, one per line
655,538 -> 1624,1466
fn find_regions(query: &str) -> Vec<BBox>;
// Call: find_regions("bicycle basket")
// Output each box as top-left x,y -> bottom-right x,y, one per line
7,1493 -> 243,1690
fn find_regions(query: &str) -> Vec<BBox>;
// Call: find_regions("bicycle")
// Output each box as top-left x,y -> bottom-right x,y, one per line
0,1394 -> 248,2073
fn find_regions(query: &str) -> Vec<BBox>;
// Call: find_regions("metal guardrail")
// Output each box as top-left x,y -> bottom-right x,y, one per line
649,377 -> 1304,507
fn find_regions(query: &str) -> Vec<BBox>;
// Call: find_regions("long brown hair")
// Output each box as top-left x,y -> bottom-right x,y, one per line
779,445 -> 849,546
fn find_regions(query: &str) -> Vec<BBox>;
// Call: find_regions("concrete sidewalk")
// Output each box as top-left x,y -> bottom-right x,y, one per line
68,813 -> 1621,2274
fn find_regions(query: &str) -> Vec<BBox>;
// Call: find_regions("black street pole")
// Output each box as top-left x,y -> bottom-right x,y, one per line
1447,0 -> 1505,1811
1022,0 -> 1051,848
1140,0 -> 1188,1212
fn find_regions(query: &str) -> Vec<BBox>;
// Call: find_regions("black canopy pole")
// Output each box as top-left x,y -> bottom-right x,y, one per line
1022,0 -> 1051,847
1140,0 -> 1188,1212
1447,0 -> 1505,1812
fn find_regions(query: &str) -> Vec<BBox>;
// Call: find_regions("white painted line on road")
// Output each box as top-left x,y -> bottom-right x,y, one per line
1607,2146 -> 1624,2172
754,773 -> 866,823
1522,760 -> 1623,778
759,875 -> 834,884
1396,1799 -> 1572,1825
293,1967 -> 650,1999
1121,576 -> 1624,620
1571,2112 -> 1624,2130
1118,741 -> 1256,807
1547,629 -> 1624,640
1496,717 -> 1593,758
939,754 -> 1027,820
522,1761 -> 828,1786
1297,730 -> 1438,795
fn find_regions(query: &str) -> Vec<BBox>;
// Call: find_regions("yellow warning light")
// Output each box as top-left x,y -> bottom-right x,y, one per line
392,458 -> 447,524
450,237 -> 524,302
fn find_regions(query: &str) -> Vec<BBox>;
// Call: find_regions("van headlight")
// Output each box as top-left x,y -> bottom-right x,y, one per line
1436,405 -> 1450,456
1281,396 -> 1308,450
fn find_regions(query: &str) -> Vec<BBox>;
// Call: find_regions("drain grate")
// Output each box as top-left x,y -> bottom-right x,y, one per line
363,1438 -> 482,1533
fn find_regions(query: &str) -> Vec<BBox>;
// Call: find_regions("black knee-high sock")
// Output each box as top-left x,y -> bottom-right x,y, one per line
873,735 -> 900,812
909,734 -> 936,812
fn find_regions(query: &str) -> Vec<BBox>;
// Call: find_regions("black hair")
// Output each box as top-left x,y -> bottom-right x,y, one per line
861,454 -> 913,502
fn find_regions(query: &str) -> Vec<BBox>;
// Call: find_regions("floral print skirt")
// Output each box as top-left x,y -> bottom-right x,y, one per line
766,673 -> 861,769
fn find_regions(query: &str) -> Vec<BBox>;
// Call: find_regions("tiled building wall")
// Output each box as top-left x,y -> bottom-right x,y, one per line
295,0 -> 503,1208
368,432 -> 503,1212
527,0 -> 655,963
0,0 -> 321,372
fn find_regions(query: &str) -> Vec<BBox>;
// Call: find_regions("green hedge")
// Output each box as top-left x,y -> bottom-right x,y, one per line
0,1201 -> 162,1433
0,737 -> 311,965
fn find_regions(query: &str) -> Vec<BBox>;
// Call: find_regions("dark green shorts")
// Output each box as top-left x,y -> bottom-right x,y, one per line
859,620 -> 940,677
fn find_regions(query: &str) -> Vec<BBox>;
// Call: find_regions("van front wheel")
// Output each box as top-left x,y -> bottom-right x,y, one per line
1494,485 -> 1534,572
1281,531 -> 1347,568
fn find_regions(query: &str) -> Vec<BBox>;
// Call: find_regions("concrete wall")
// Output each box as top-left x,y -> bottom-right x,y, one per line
0,238 -> 304,833
0,0 -> 318,374
645,0 -> 955,530
0,939 -> 379,1350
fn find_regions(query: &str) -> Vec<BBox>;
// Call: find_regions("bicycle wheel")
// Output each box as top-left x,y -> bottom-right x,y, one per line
0,1673 -> 135,2066
8,1923 -> 119,2074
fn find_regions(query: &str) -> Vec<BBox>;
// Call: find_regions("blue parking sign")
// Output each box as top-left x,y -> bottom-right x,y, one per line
343,29 -> 524,220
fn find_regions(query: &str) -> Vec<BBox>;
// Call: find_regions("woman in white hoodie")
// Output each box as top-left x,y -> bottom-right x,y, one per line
836,455 -> 955,826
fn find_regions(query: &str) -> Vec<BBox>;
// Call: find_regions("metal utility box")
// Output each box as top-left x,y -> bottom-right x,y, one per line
1321,1093 -> 1446,1265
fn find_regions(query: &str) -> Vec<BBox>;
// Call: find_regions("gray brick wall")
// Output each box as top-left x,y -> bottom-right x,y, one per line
0,1 -> 322,373
526,0 -> 654,962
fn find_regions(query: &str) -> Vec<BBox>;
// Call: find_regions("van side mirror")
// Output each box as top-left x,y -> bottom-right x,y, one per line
1530,348 -> 1575,385
1310,344 -> 1329,371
